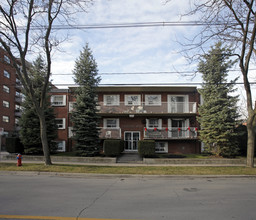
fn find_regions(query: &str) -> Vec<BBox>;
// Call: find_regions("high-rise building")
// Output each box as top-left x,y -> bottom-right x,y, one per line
0,47 -> 22,144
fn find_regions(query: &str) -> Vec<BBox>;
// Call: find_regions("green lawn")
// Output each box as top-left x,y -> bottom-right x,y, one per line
0,163 -> 255,175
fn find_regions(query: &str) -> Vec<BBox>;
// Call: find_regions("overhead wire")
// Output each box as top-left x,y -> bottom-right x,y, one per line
16,21 -> 241,30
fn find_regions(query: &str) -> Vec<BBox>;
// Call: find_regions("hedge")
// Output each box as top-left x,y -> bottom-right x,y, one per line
138,140 -> 155,157
103,139 -> 124,156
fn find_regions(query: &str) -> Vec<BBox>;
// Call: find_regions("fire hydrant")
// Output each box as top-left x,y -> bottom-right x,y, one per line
16,154 -> 22,167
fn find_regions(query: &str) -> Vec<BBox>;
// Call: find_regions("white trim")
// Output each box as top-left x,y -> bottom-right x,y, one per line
145,94 -> 161,106
56,118 -> 66,129
103,118 -> 120,128
124,131 -> 140,152
68,127 -> 73,138
69,102 -> 75,112
168,95 -> 189,113
51,95 -> 66,106
155,142 -> 168,153
56,141 -> 66,152
146,118 -> 162,129
3,85 -> 10,93
124,94 -> 141,106
103,95 -> 120,106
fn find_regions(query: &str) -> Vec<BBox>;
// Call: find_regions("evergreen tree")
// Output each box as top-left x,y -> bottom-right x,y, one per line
197,42 -> 240,157
71,44 -> 101,156
19,56 -> 57,154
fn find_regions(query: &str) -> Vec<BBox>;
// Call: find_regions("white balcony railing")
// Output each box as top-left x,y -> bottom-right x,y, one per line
97,102 -> 197,114
99,128 -> 122,139
144,127 -> 198,139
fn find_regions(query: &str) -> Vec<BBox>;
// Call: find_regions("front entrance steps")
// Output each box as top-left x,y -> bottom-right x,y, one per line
117,152 -> 143,164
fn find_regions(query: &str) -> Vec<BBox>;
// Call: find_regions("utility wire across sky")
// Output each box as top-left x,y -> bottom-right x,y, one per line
16,21 -> 241,30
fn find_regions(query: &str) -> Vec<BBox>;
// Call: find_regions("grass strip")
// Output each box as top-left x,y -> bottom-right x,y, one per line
0,163 -> 256,175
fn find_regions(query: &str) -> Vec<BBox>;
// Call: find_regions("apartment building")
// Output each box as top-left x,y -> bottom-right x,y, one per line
51,85 -> 201,154
0,47 -> 22,140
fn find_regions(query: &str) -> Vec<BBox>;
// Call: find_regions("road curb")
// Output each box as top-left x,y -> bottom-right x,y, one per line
1,170 -> 256,179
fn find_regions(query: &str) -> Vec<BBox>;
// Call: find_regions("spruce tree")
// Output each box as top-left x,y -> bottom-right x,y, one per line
197,42 -> 240,157
19,56 -> 57,154
71,44 -> 101,156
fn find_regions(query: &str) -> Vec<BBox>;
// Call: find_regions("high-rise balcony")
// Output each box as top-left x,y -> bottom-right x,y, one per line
97,102 -> 197,115
144,127 -> 198,139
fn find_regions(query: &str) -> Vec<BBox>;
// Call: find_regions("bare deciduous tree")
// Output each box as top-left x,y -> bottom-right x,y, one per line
166,0 -> 256,167
0,0 -> 92,165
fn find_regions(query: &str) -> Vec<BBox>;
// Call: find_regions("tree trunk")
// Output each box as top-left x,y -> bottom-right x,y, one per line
246,116 -> 255,168
39,112 -> 52,165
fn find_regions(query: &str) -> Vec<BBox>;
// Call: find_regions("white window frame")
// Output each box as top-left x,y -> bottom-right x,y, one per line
4,55 -> 10,64
3,85 -> 10,93
125,95 -> 141,106
103,118 -> 120,128
155,142 -> 168,153
55,118 -> 66,129
69,102 -> 75,112
56,141 -> 66,152
168,95 -> 189,113
68,127 -> 73,138
3,100 -> 9,108
146,118 -> 162,129
4,70 -> 10,78
145,94 -> 161,106
103,95 -> 120,106
3,116 -> 10,123
51,95 -> 66,106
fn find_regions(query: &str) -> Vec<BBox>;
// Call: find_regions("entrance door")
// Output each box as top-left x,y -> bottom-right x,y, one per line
124,132 -> 140,151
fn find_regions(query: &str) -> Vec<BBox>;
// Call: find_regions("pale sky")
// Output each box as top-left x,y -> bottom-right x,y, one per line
50,0 -> 203,86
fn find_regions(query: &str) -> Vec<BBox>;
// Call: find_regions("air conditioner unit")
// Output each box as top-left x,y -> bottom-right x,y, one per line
105,131 -> 111,138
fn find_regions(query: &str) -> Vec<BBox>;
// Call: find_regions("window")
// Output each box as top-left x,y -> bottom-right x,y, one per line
55,141 -> 66,152
3,101 -> 9,108
15,91 -> 21,97
3,116 -> 9,123
155,142 -> 168,153
146,118 -> 162,129
125,95 -> 141,106
15,118 -> 19,125
51,95 -> 66,106
168,95 -> 188,113
104,118 -> 119,128
15,104 -> 21,111
55,118 -> 66,129
3,85 -> 10,93
68,127 -> 73,138
4,55 -> 10,64
104,95 -> 120,106
145,95 -> 161,105
4,70 -> 10,78
69,102 -> 75,112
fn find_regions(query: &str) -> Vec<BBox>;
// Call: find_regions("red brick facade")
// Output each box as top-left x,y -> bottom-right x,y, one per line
50,86 -> 201,154
0,47 -> 22,137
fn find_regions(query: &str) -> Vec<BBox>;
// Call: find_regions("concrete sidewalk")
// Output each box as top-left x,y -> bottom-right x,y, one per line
0,152 -> 248,167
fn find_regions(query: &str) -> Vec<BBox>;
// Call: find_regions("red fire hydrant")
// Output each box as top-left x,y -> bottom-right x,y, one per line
17,154 -> 22,167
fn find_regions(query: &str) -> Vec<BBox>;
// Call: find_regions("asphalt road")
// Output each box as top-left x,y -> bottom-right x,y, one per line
0,173 -> 256,220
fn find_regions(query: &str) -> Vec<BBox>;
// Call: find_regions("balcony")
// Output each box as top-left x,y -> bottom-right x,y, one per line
144,127 -> 198,140
15,110 -> 22,117
99,128 -> 122,139
97,102 -> 197,115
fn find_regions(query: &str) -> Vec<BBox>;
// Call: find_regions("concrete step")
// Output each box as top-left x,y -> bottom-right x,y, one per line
117,153 -> 143,164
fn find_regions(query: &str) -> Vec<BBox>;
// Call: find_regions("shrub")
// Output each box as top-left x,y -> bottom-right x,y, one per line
138,140 -> 155,157
103,139 -> 124,157
6,137 -> 24,154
